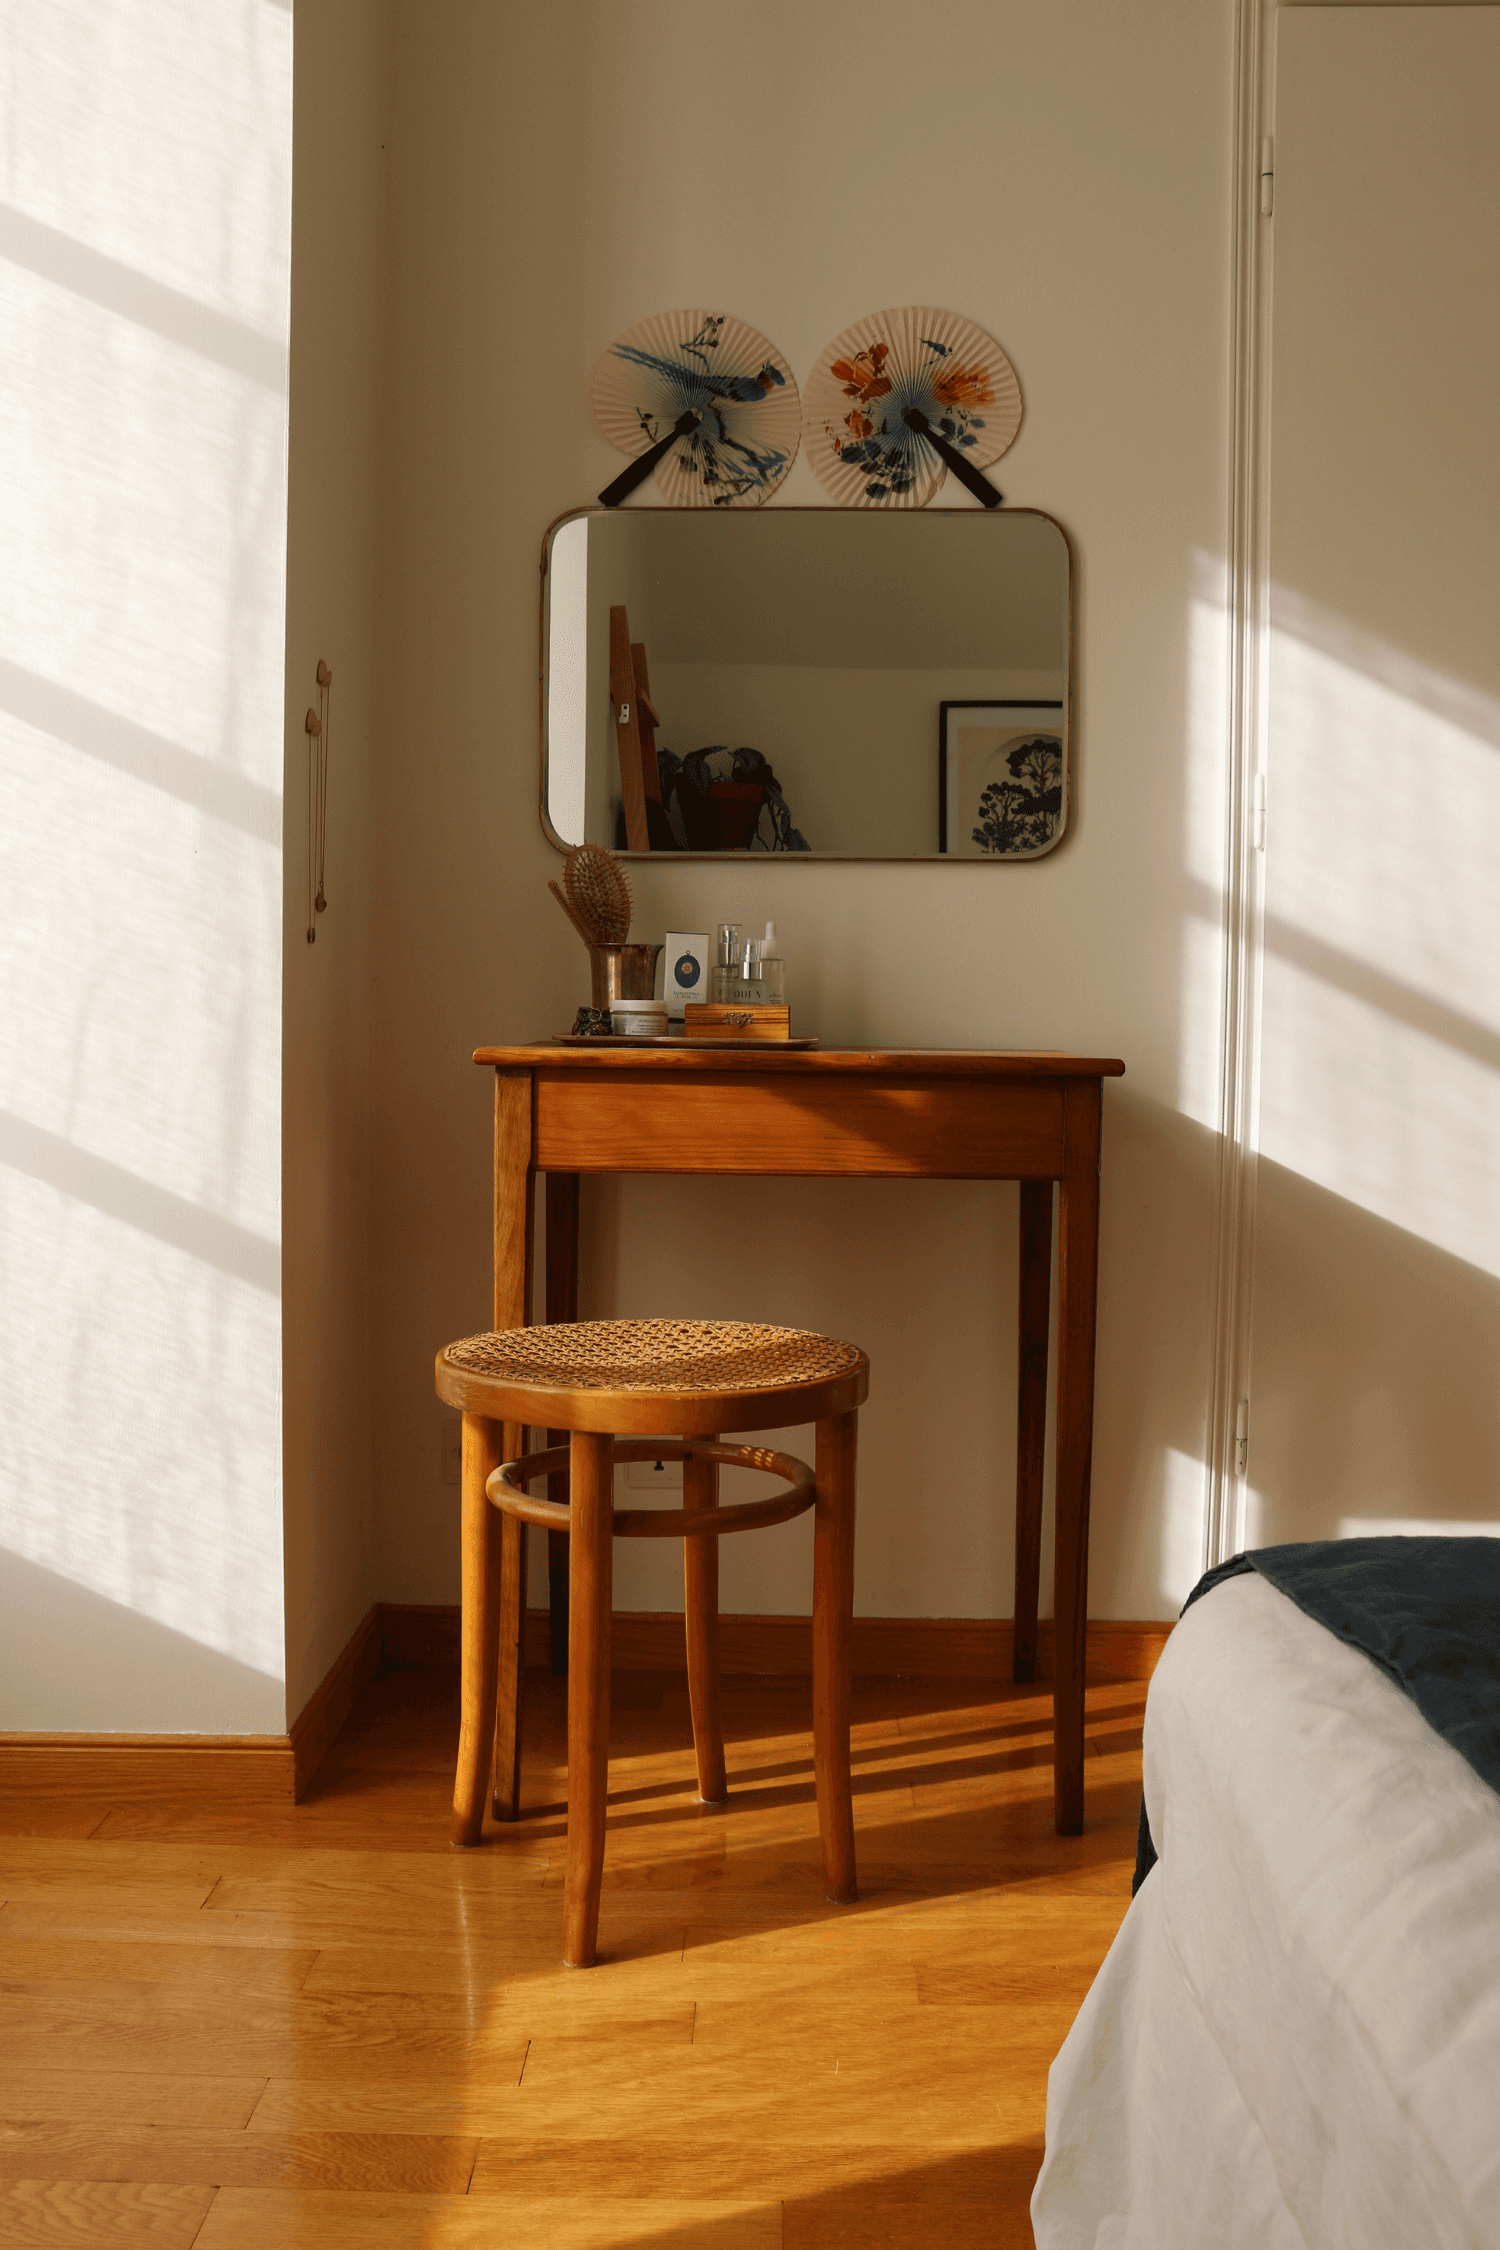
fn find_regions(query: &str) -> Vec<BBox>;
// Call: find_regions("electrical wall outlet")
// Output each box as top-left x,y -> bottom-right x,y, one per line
624,1447 -> 682,1490
440,1415 -> 462,1487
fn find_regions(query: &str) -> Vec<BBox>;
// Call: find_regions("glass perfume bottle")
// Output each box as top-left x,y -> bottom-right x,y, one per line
756,921 -> 785,1004
712,922 -> 742,1004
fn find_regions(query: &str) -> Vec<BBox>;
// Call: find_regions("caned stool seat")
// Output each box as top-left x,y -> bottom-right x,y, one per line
436,1318 -> 869,1968
438,1318 -> 867,1431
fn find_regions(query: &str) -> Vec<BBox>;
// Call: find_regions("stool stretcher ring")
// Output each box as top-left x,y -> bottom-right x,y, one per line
488,1437 -> 816,1539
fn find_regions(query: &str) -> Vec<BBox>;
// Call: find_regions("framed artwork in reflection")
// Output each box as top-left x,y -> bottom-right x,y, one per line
938,701 -> 1066,858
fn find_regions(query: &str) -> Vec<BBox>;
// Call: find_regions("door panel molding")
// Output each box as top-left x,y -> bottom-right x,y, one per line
1205,0 -> 1276,1569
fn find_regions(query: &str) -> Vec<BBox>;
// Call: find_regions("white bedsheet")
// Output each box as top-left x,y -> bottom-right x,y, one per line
1031,1572 -> 1500,2248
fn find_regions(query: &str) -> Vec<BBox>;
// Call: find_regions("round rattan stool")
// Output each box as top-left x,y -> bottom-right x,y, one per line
435,1318 -> 870,1967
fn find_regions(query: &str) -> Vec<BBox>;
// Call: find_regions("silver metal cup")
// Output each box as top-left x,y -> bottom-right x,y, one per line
589,943 -> 663,1011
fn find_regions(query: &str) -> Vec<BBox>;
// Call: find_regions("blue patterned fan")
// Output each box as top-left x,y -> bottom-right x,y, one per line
591,310 -> 801,508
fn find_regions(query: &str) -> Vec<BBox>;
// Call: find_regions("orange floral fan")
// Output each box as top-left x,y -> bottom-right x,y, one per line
803,307 -> 1023,509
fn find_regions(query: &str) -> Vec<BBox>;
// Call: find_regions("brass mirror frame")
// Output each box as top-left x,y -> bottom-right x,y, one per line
537,504 -> 1075,864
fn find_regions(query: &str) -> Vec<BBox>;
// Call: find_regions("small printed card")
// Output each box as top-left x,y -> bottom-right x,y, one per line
664,931 -> 710,1018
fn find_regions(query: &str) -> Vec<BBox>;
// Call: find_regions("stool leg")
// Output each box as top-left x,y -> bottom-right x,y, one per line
491,1428 -> 528,1821
545,1171 -> 580,1679
813,1409 -> 858,1905
452,1412 -> 504,1847
563,1430 -> 613,1968
683,1441 -> 727,1805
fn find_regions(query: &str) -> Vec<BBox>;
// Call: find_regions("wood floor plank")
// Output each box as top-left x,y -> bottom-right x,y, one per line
297,1924 -> 687,1997
0,1808 -> 105,1841
0,1901 -> 318,1948
689,1968 -> 921,2045
0,2127 -> 478,2192
245,2079 -> 525,2136
0,1936 -> 319,1996
0,1980 -> 533,2084
917,1959 -> 1112,2007
679,1922 -> 917,1969
194,2187 -> 780,2248
504,2040 -> 1063,2146
0,1876 -> 218,1921
199,1852 -> 553,1935
783,2199 -> 1034,2249
538,1841 -> 727,1893
0,2033 -> 522,2089
677,1896 -> 1127,1976
470,2137 -> 1028,2203
177,1899 -> 558,1950
444,1998 -> 699,2045
0,2069 -> 263,2130
0,1838 -> 224,1880
0,2178 -> 216,2242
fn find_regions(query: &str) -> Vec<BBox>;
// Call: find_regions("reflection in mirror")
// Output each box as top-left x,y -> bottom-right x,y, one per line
542,508 -> 1071,861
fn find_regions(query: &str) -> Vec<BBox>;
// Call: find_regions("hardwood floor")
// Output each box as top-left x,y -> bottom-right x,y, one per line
0,1660 -> 1145,2246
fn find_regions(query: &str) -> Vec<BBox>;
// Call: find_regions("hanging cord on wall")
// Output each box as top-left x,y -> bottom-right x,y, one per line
305,659 -> 331,944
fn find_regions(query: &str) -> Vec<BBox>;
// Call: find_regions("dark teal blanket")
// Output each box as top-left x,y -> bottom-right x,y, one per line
1133,1536 -> 1500,1893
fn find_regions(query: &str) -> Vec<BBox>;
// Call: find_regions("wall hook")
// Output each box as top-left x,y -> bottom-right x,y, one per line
306,665 -> 332,943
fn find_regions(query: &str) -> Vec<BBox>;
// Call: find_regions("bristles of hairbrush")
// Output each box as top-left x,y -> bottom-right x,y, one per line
563,844 -> 632,946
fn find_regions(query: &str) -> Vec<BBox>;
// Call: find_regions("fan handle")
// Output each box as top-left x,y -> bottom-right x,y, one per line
902,408 -> 1003,509
599,410 -> 701,508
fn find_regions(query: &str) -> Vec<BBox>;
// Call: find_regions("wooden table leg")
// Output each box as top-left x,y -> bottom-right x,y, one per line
545,1170 -> 580,1678
1053,1079 -> 1103,1835
486,1070 -> 534,1824
1014,1180 -> 1053,1683
683,1440 -> 727,1804
813,1409 -> 859,1905
452,1412 -> 504,1846
563,1429 -> 613,1969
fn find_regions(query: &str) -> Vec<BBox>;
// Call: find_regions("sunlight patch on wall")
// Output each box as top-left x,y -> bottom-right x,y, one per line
1261,590 -> 1500,1279
0,0 -> 291,1704
1159,1446 -> 1211,1608
1177,553 -> 1231,1132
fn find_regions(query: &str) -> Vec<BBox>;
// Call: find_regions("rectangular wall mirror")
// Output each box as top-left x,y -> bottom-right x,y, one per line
541,506 -> 1072,862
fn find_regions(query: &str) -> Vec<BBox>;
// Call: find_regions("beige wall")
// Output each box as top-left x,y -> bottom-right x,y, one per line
281,0 -> 384,1720
371,0 -> 1236,1622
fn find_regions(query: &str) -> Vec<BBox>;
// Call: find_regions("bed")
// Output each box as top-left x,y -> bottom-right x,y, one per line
1031,1539 -> 1500,2248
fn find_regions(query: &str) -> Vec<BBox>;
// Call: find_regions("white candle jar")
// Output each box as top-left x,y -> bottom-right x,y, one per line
609,1000 -> 670,1038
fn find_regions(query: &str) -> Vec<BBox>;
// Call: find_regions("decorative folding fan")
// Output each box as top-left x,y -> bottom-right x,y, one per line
590,310 -> 801,508
803,307 -> 1023,510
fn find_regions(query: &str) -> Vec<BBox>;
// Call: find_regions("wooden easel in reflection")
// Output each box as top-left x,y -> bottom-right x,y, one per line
609,604 -> 662,852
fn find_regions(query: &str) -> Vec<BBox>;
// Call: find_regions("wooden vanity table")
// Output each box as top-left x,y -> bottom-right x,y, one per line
474,1042 -> 1124,1834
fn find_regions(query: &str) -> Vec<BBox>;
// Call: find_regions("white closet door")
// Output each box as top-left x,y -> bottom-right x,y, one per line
1248,6 -> 1500,1541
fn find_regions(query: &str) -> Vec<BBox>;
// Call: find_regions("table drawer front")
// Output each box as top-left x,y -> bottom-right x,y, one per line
534,1073 -> 1066,1178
